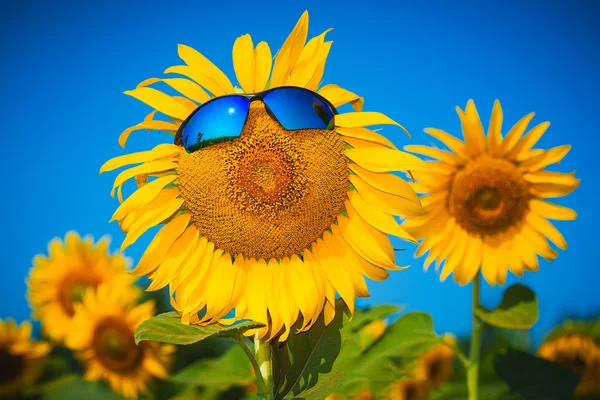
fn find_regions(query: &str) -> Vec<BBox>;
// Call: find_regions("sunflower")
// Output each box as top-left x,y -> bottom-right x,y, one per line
402,100 -> 579,285
388,378 -> 428,400
0,318 -> 51,396
65,283 -> 174,399
414,335 -> 456,389
27,232 -> 132,343
538,333 -> 600,395
100,11 -> 426,341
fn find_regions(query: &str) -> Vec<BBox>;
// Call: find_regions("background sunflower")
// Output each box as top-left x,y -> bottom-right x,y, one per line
27,232 -> 133,343
403,100 -> 579,286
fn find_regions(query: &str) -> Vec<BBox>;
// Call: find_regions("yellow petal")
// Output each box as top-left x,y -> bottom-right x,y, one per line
345,147 -> 428,173
403,145 -> 462,166
524,170 -> 579,186
338,201 -> 398,270
481,239 -> 499,286
500,112 -> 535,154
178,241 -> 215,312
349,163 -> 419,204
271,11 -> 309,87
177,44 -> 234,95
530,183 -> 579,198
288,29 -> 332,88
242,258 -> 269,324
336,112 -> 409,136
118,119 -> 179,149
530,199 -> 577,220
487,100 -> 503,156
100,144 -> 181,173
348,191 -> 417,244
288,255 -> 319,331
338,127 -> 396,149
162,78 -> 211,104
124,87 -> 192,120
136,77 -> 161,88
232,34 -> 255,93
508,121 -> 550,158
318,84 -> 364,112
305,42 -> 332,91
526,212 -> 568,250
111,175 -> 177,222
313,237 -> 356,314
456,100 -> 486,155
518,145 -> 571,172
253,42 -> 272,93
441,229 -> 468,282
147,226 -> 199,291
350,175 -> 427,217
121,192 -> 183,250
456,234 -> 483,285
111,161 -> 177,197
423,128 -> 468,158
130,214 -> 190,276
520,224 -> 558,262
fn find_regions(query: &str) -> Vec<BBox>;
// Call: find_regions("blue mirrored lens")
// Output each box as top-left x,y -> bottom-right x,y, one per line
263,88 -> 335,130
181,96 -> 250,152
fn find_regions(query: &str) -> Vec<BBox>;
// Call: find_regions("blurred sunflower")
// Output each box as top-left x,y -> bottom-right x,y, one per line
388,378 -> 428,400
538,333 -> 600,395
27,232 -> 132,342
0,318 -> 51,396
100,11 -> 426,340
66,283 -> 174,399
403,100 -> 579,285
414,335 -> 456,389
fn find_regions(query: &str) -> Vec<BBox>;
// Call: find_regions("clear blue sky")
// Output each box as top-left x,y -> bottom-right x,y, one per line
1,0 -> 597,345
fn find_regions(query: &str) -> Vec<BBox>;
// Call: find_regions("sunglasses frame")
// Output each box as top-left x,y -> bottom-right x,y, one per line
174,86 -> 339,147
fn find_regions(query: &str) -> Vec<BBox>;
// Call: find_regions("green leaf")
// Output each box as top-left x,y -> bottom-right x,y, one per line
475,284 -> 539,330
43,379 -> 123,400
350,305 -> 403,332
493,347 -> 580,399
134,312 -> 265,345
274,298 -> 361,400
171,345 -> 254,389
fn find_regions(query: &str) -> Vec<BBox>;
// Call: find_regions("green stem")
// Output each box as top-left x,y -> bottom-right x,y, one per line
254,332 -> 275,400
232,336 -> 269,398
467,273 -> 483,400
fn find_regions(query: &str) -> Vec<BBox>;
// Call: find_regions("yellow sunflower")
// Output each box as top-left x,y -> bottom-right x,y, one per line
100,11 -> 426,341
538,333 -> 600,395
65,283 -> 174,399
403,100 -> 579,285
0,318 -> 51,396
388,378 -> 428,400
27,231 -> 132,342
414,334 -> 456,389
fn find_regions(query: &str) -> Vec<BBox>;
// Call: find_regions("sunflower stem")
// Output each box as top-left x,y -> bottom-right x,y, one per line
467,272 -> 482,400
232,335 -> 269,398
254,333 -> 275,400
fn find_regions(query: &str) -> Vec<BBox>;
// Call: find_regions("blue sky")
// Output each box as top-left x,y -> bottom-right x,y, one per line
1,0 -> 598,345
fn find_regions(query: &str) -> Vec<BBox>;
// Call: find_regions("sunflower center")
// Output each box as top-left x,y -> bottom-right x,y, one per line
555,352 -> 587,372
178,101 -> 348,260
402,381 -> 419,400
58,272 -> 101,316
449,155 -> 529,235
93,318 -> 142,373
0,347 -> 24,384
427,358 -> 443,382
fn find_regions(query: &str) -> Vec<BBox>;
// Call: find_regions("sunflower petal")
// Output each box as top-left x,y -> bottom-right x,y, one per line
518,145 -> 571,172
350,175 -> 427,217
162,78 -> 210,104
336,112 -> 409,136
111,161 -> 177,197
177,44 -> 234,95
111,175 -> 177,222
313,237 -> 356,314
500,112 -> 535,154
318,84 -> 364,112
233,34 -> 256,93
349,163 -> 419,204
526,212 -> 567,250
423,128 -> 468,158
253,42 -> 272,93
288,29 -> 332,88
338,127 -> 396,149
118,120 -> 179,148
345,147 -> 428,173
100,144 -> 181,173
271,11 -> 309,87
456,100 -> 486,155
487,100 -> 503,156
124,87 -> 192,120
509,121 -> 551,158
530,199 -> 577,220
403,145 -> 461,165
130,214 -> 190,276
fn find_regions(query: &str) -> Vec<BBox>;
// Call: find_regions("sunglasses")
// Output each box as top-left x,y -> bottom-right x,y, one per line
174,86 -> 338,153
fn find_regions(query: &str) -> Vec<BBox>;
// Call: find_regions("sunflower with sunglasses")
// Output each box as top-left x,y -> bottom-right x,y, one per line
101,11 -> 426,341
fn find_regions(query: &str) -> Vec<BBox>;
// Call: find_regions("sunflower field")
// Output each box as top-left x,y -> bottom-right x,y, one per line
2,3 -> 598,400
